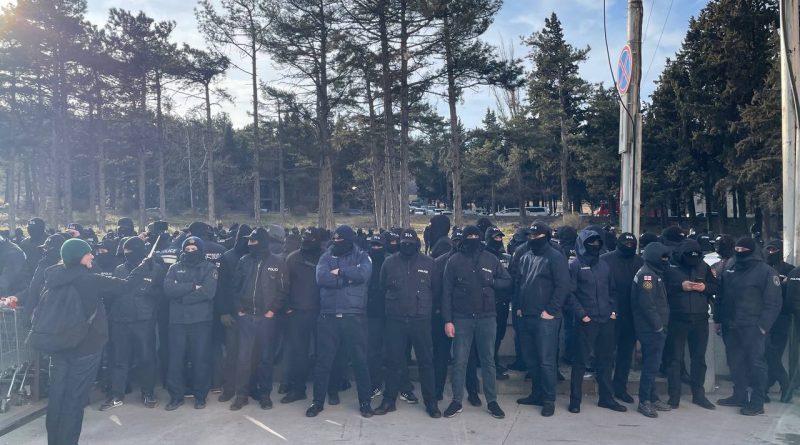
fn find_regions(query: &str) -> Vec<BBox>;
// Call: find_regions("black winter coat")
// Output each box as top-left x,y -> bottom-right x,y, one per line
568,230 -> 616,322
631,243 -> 670,335
716,254 -> 782,332
664,240 -> 718,318
164,257 -> 218,324
108,261 -> 166,322
285,249 -> 323,312
442,247 -> 511,322
600,249 -> 643,322
380,252 -> 437,319
514,242 -> 571,318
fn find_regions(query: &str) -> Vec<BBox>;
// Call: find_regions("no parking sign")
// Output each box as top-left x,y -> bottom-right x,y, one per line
617,45 -> 633,95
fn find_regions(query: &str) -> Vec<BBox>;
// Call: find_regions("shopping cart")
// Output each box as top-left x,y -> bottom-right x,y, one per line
0,305 -> 34,413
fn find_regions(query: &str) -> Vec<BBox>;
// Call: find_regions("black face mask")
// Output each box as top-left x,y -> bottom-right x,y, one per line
249,243 -> 269,258
95,253 -> 116,270
369,247 -> 385,262
617,243 -> 636,257
332,240 -> 353,257
735,250 -> 753,260
527,237 -> 548,251
386,243 -> 399,254
461,239 -> 481,254
300,239 -> 319,252
584,243 -> 601,257
661,257 -> 671,266
399,243 -> 418,257
766,251 -> 781,266
183,251 -> 204,265
124,251 -> 145,268
487,239 -> 504,253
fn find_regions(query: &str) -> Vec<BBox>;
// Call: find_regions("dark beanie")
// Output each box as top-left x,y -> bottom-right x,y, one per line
462,225 -> 482,238
640,232 -> 659,249
661,226 -> 686,244
334,225 -> 356,242
61,238 -> 92,266
735,237 -> 757,252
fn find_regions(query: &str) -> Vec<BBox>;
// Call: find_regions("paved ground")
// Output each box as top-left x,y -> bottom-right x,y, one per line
3,382 -> 800,445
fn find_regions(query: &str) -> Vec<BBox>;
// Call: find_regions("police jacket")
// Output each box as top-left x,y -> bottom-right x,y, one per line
433,248 -> 457,317
600,248 -> 643,321
442,247 -> 511,322
716,252 -> 782,332
285,248 -> 322,312
380,251 -> 437,319
164,256 -> 218,324
664,240 -> 718,318
514,242 -> 571,318
108,260 -> 165,323
316,245 -> 372,315
631,243 -> 670,334
217,245 -> 248,317
568,230 -> 616,322
486,246 -> 513,304
768,260 -> 793,315
786,266 -> 800,313
0,239 -> 26,296
367,251 -> 386,317
233,252 -> 287,316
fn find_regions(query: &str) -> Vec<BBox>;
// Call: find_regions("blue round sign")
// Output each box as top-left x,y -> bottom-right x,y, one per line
617,45 -> 633,95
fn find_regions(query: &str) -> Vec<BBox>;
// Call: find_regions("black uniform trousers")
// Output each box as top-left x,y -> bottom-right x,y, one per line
234,314 -> 279,397
312,314 -> 372,406
570,319 -> 615,404
46,351 -> 102,445
383,318 -> 436,405
766,313 -> 791,390
166,321 -> 212,401
110,319 -> 157,398
724,325 -> 768,407
612,313 -> 636,395
286,309 -> 318,395
666,315 -> 709,400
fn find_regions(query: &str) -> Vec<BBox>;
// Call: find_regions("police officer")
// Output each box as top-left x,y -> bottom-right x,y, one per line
215,224 -> 252,403
20,234 -> 65,321
306,225 -> 374,418
663,239 -> 717,410
763,240 -> 794,402
567,229 -> 626,414
0,233 -> 26,298
163,236 -> 218,410
442,226 -> 511,419
374,229 -> 440,418
603,233 -> 643,403
432,227 -> 463,401
366,235 -> 388,398
716,237 -> 782,415
101,237 -> 164,410
485,227 -> 512,380
631,242 -> 672,418
229,228 -> 287,410
19,217 -> 47,283
427,215 -> 452,258
282,228 -> 324,403
514,222 -> 570,417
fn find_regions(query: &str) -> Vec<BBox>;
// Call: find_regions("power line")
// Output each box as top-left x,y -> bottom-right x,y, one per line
603,0 -> 634,122
643,0 -> 674,85
642,0 -> 656,45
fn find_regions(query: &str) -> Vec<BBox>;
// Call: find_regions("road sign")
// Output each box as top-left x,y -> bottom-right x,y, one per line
617,45 -> 633,95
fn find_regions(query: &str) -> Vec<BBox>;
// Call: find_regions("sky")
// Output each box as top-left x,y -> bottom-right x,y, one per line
5,0 -> 709,129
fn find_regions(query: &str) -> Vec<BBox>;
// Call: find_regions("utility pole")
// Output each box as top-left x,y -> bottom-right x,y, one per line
780,0 -> 800,390
619,0 -> 643,237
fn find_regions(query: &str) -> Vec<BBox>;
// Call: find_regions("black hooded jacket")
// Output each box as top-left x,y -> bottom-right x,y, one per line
367,244 -> 386,318
442,244 -> 511,322
0,239 -> 26,296
764,240 -> 794,315
285,246 -> 323,312
164,247 -> 219,325
716,249 -> 782,331
631,242 -> 671,334
568,230 -> 616,322
515,239 -> 571,318
601,245 -> 643,322
664,239 -> 718,318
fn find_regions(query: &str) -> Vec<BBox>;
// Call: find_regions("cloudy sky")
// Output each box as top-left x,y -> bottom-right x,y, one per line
8,0 -> 709,128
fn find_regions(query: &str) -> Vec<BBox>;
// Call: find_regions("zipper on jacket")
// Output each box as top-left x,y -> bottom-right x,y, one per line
253,260 -> 262,315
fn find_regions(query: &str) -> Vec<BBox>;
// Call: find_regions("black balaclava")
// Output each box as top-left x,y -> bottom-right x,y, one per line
527,222 -> 551,252
41,234 -> 65,264
735,237 -> 757,260
476,218 -> 493,241
639,232 -> 659,252
643,242 -> 671,275
95,239 -> 119,270
246,228 -> 271,259
461,226 -> 482,254
485,227 -> 505,254
368,236 -> 385,263
582,232 -> 603,258
384,230 -> 400,254
678,239 -> 703,268
301,228 -> 322,252
616,232 -> 637,257
181,236 -> 205,265
764,240 -> 783,267
399,229 -> 420,257
123,237 -> 147,269
27,218 -> 46,241
429,215 -> 451,245
332,225 -> 356,257
117,217 -> 136,238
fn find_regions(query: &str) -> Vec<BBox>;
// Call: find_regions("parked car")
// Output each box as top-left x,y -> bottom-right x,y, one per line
495,207 -> 550,217
495,208 -> 521,216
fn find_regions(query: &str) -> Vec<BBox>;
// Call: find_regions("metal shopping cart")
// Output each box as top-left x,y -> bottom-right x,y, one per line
0,305 -> 34,413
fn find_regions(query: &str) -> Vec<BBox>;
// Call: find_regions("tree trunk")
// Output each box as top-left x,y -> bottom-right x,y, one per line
398,0 -> 411,227
378,0 -> 397,227
98,136 -> 107,233
7,147 -> 16,231
251,36 -> 261,224
276,103 -> 286,224
443,12 -> 463,227
559,115 -> 569,220
205,83 -> 216,225
156,73 -> 167,220
317,10 -> 335,230
366,79 -> 385,229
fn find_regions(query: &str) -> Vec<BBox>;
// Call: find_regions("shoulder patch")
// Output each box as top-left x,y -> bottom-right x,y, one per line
643,281 -> 653,290
643,275 -> 652,281
774,275 -> 782,286
212,270 -> 218,280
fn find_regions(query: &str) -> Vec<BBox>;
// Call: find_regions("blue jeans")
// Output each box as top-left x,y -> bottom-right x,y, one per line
451,316 -> 497,404
519,316 -> 560,402
46,352 -> 102,445
638,330 -> 667,404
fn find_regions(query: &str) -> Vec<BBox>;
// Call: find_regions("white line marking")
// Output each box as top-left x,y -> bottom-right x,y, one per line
325,420 -> 343,426
244,415 -> 288,441
109,415 -> 122,426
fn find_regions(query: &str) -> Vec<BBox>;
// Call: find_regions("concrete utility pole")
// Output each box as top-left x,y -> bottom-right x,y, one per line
619,0 -> 643,237
780,0 -> 800,389
782,0 -> 800,264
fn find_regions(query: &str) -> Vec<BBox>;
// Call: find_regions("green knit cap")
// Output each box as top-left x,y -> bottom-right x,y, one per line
61,238 -> 92,266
